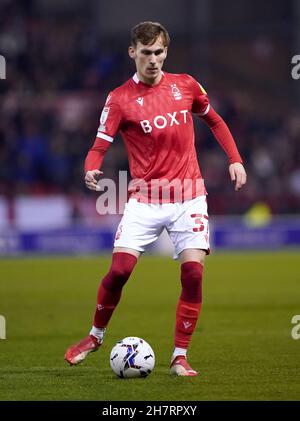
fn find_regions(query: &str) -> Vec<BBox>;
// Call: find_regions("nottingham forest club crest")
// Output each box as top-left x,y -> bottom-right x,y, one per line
170,84 -> 182,100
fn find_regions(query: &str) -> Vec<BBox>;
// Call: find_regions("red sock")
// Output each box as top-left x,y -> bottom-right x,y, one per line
174,300 -> 202,348
93,252 -> 137,328
174,262 -> 203,349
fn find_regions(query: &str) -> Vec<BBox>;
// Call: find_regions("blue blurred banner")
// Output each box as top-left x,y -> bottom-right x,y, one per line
212,218 -> 300,250
0,217 -> 300,255
0,227 -> 114,255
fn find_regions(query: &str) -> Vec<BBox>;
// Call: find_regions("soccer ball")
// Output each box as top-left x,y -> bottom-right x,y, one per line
110,337 -> 155,378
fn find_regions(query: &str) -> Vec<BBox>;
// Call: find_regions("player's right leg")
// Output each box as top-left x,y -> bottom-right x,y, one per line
64,249 -> 139,366
65,198 -> 163,366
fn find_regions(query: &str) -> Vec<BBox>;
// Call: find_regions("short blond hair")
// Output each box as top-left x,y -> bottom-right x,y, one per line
130,21 -> 170,47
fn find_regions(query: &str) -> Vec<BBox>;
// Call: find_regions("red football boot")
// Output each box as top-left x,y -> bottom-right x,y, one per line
65,335 -> 101,366
170,355 -> 198,376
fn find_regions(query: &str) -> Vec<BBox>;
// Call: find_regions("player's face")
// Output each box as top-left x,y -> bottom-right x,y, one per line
128,36 -> 167,85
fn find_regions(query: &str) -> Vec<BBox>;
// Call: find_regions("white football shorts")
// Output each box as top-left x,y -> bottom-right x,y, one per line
114,195 -> 210,259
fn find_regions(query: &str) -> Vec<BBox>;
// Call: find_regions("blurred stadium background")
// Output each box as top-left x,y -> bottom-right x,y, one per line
0,0 -> 299,255
0,0 -> 300,402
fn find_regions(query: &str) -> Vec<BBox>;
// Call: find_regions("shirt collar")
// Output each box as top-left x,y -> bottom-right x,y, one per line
132,71 -> 165,84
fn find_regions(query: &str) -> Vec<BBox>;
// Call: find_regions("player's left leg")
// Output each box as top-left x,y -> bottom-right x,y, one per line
170,249 -> 205,376
167,195 -> 210,376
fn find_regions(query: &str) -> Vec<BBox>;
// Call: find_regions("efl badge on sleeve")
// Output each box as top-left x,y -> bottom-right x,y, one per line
100,107 -> 110,126
198,83 -> 207,95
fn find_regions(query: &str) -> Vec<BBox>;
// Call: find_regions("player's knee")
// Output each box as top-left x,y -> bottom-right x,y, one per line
101,267 -> 131,292
103,252 -> 137,290
110,266 -> 133,283
181,261 -> 203,284
180,261 -> 203,303
103,258 -> 136,291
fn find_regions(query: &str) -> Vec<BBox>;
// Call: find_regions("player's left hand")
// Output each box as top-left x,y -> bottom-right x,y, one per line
229,162 -> 247,191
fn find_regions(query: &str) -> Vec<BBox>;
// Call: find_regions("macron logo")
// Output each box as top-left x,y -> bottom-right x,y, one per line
136,97 -> 144,106
183,321 -> 192,330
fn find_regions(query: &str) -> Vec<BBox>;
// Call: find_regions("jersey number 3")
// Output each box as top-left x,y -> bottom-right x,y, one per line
190,213 -> 208,232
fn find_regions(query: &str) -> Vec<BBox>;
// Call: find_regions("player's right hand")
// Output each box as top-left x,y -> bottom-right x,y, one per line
85,169 -> 103,191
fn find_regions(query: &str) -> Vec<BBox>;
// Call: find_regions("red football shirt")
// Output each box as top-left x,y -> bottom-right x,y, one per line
96,72 -> 211,203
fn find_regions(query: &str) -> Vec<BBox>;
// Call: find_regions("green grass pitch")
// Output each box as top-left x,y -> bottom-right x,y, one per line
0,251 -> 299,401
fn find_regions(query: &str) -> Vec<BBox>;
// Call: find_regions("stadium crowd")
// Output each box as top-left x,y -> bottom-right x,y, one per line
0,0 -> 299,216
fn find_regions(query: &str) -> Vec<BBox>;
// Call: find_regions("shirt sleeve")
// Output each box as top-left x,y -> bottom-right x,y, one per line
201,106 -> 243,164
187,75 -> 243,164
187,75 -> 210,116
84,137 -> 111,173
96,91 -> 123,143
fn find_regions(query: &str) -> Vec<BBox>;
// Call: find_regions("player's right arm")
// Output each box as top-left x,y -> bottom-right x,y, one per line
84,139 -> 107,191
84,92 -> 123,191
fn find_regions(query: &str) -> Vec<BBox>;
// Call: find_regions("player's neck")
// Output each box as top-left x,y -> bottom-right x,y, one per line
136,71 -> 163,86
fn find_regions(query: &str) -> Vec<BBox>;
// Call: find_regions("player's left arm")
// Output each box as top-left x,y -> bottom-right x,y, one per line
188,75 -> 246,191
228,162 -> 247,192
201,106 -> 247,191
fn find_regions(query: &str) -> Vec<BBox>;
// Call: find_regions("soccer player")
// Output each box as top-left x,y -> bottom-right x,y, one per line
65,21 -> 247,376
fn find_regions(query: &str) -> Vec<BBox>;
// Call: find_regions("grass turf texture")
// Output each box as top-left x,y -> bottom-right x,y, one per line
0,252 -> 299,401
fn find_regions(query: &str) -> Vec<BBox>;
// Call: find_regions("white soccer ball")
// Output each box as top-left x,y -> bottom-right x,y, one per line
110,337 -> 155,378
